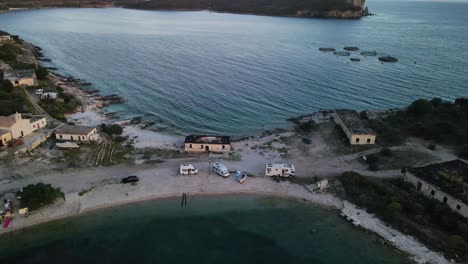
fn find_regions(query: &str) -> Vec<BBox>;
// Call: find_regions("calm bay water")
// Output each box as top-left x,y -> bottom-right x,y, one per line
0,196 -> 407,263
0,1 -> 467,135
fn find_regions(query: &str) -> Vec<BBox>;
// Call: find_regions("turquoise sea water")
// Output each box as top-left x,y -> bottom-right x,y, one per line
0,196 -> 408,263
0,2 -> 467,136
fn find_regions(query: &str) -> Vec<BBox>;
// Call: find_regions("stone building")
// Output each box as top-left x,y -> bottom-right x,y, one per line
404,160 -> 468,218
333,109 -> 376,145
184,135 -> 231,153
3,69 -> 38,87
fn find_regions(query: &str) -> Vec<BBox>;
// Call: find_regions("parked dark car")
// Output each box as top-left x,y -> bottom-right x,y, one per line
121,176 -> 139,184
302,137 -> 312,144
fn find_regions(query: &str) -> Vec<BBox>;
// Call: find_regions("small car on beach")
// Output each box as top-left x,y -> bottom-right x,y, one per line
121,176 -> 139,184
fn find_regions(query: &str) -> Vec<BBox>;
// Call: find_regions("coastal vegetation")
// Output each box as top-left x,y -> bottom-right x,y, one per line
17,183 -> 65,211
0,42 -> 21,62
38,85 -> 80,121
0,80 -> 34,115
368,97 -> 468,157
338,172 -> 468,262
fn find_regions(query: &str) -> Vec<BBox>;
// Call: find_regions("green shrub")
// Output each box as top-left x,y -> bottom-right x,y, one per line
368,163 -> 379,171
380,147 -> 392,156
100,124 -> 124,136
428,143 -> 436,150
35,66 -> 49,80
17,183 -> 65,211
296,120 -> 316,133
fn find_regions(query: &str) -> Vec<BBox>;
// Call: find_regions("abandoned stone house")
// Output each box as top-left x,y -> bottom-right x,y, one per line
404,159 -> 468,218
333,109 -> 376,145
184,135 -> 231,153
3,69 -> 38,87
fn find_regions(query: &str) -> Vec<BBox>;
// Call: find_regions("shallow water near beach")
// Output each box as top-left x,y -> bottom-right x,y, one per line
0,1 -> 467,136
0,196 -> 407,263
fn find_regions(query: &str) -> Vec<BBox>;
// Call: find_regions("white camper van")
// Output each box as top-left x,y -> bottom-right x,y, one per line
265,164 -> 295,177
179,164 -> 199,175
212,162 -> 229,177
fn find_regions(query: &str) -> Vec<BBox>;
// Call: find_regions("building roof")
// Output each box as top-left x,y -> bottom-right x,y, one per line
335,109 -> 375,135
0,116 -> 16,128
3,69 -> 36,81
29,116 -> 46,123
0,129 -> 10,136
185,135 -> 231,144
407,160 -> 468,203
56,125 -> 96,135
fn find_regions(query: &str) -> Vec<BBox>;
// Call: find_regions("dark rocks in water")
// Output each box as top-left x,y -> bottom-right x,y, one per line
38,58 -> 51,62
81,82 -> 92,86
319,47 -> 335,52
350,58 -> 361,62
83,89 -> 99,94
333,51 -> 350,56
379,56 -> 398,62
45,67 -> 58,70
100,94 -> 125,104
344,46 -> 359,51
361,51 -> 377,56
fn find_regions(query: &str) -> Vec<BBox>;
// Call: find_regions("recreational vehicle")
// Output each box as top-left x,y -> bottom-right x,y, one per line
265,164 -> 295,177
212,162 -> 229,177
179,164 -> 199,175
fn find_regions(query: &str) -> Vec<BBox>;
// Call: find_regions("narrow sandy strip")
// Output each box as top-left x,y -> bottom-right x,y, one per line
0,173 -> 452,264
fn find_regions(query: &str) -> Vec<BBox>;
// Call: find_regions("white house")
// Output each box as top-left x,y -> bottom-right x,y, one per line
55,125 -> 98,142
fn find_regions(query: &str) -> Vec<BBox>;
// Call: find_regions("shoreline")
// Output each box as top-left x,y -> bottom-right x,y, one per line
0,175 -> 450,264
0,29 -> 455,264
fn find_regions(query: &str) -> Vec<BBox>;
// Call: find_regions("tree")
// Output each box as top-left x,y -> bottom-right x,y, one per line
35,66 -> 49,80
100,124 -> 123,136
17,183 -> 65,211
407,99 -> 434,116
0,80 -> 14,93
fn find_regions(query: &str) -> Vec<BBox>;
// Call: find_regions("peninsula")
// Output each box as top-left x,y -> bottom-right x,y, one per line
0,0 -> 370,19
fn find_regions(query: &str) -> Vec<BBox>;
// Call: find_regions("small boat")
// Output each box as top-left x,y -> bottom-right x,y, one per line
236,171 -> 248,184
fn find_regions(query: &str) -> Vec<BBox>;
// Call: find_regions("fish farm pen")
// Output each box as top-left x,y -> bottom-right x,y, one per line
333,51 -> 351,56
319,48 -> 335,52
361,51 -> 377,56
378,56 -> 398,62
344,46 -> 359,51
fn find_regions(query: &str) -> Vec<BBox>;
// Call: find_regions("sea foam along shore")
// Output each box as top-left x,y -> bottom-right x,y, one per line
0,165 -> 453,264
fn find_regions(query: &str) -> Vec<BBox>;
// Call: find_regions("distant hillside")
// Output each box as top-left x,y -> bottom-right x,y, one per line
0,0 -> 370,19
0,0 -> 141,9
123,0 -> 370,19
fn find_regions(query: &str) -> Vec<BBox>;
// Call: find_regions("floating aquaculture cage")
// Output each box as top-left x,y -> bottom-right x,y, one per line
361,51 -> 377,56
333,51 -> 351,56
319,48 -> 335,52
379,56 -> 398,62
344,47 -> 359,51
350,58 -> 361,62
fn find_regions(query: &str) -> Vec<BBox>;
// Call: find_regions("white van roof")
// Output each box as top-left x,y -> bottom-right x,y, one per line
266,164 -> 295,169
213,162 -> 228,170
